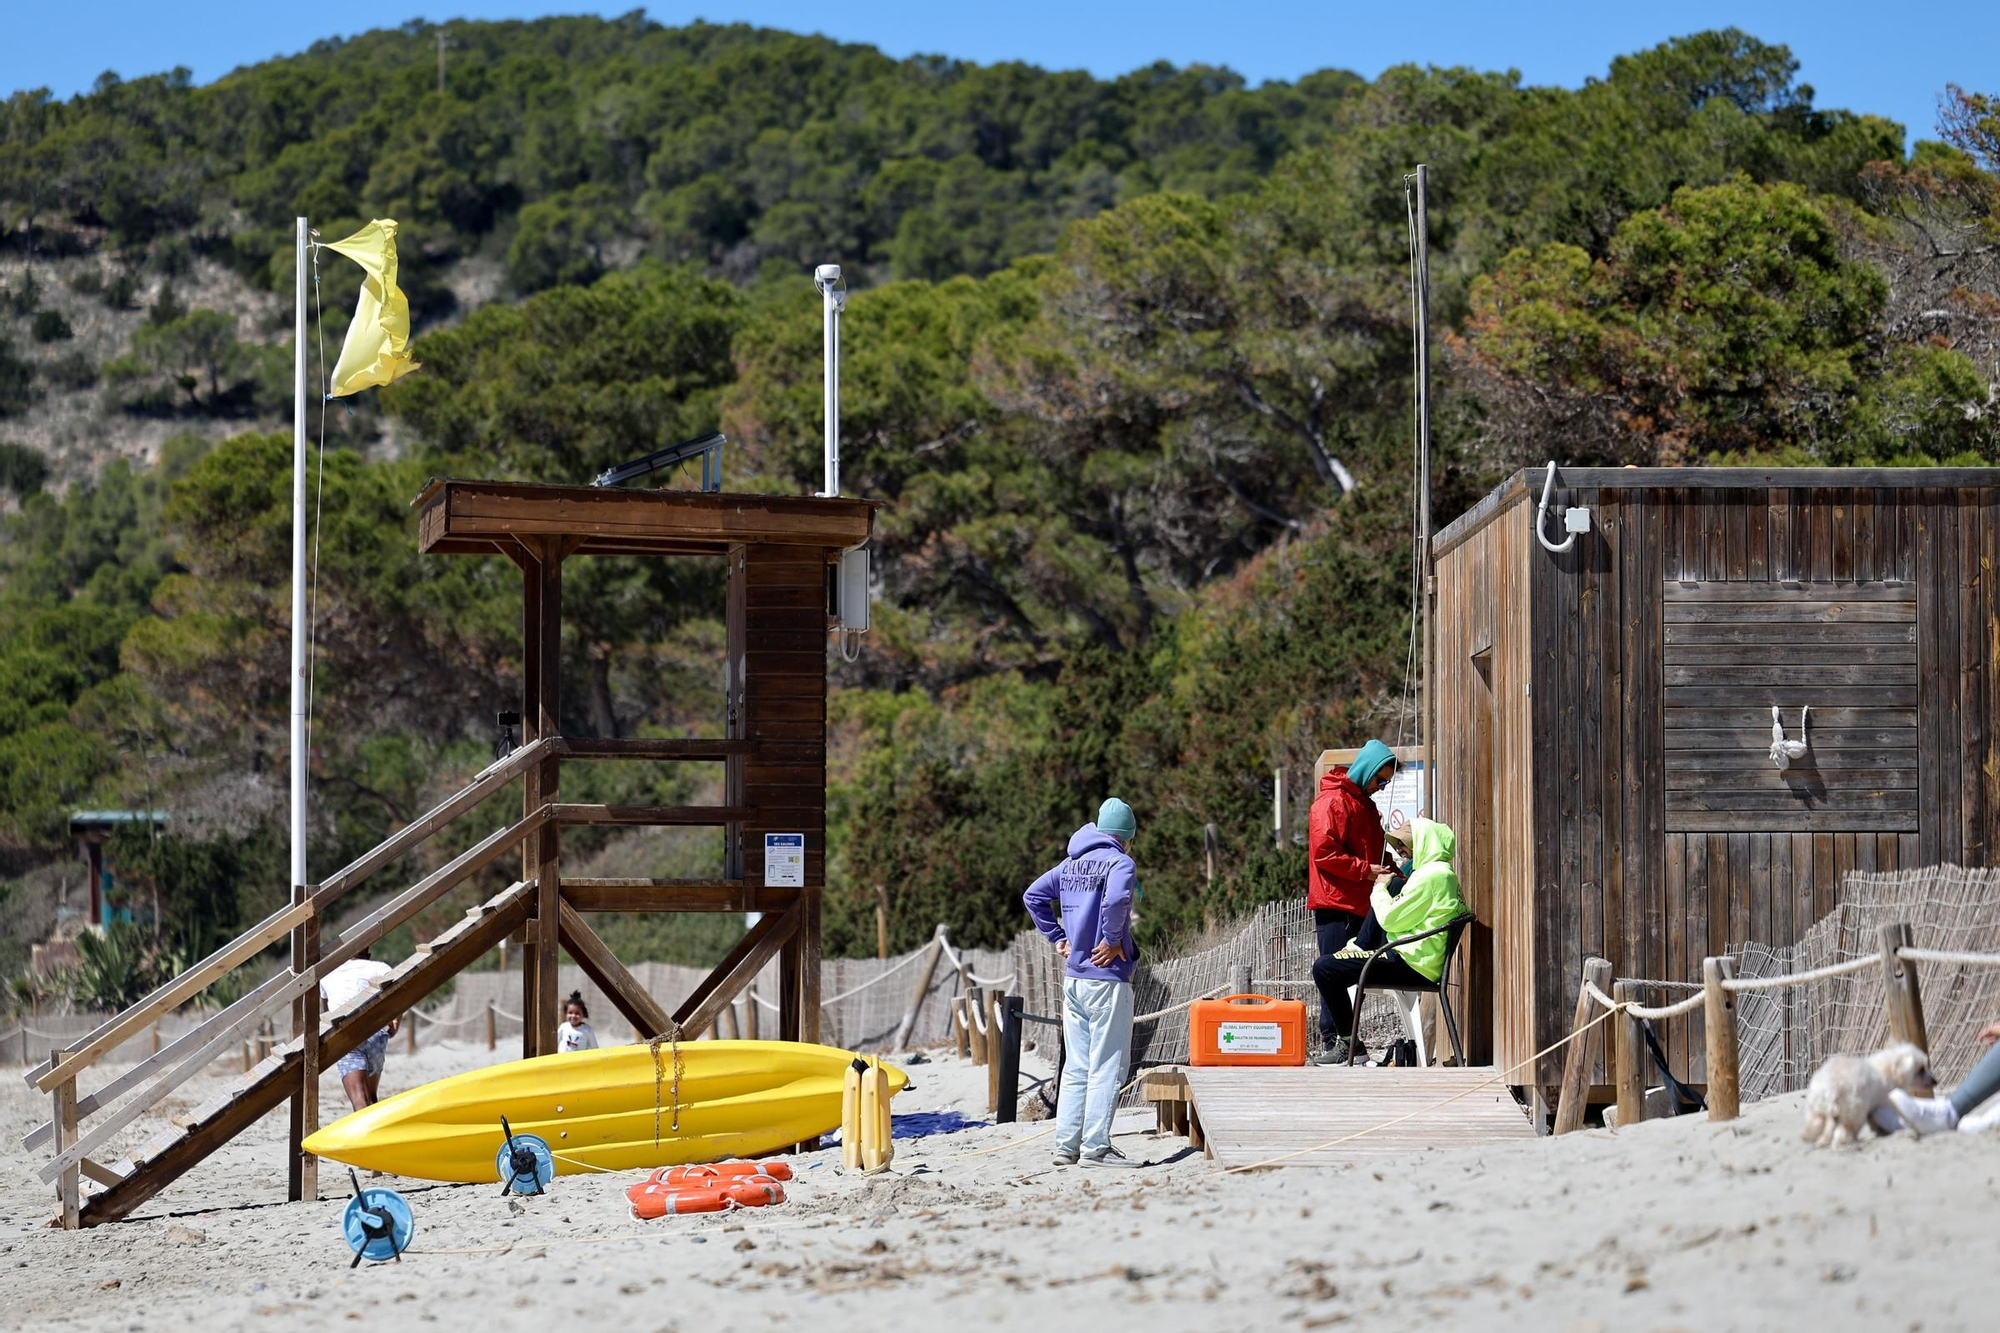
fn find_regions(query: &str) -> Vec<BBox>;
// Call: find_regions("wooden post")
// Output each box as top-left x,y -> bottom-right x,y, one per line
876,887 -> 888,961
288,911 -> 319,1203
485,1001 -> 497,1051
1273,768 -> 1288,850
406,1013 -> 418,1055
889,926 -> 945,1051
995,995 -> 1022,1124
1879,922 -> 1928,1052
150,1022 -> 160,1057
1613,981 -> 1646,1129
968,987 -> 989,1066
52,1050 -> 78,1229
1203,823 -> 1219,885
1703,957 -> 1741,1123
744,992 -> 759,1041
1231,964 -> 1252,998
517,540 -> 564,1058
985,988 -> 1003,1114
1554,957 -> 1613,1135
952,998 -> 971,1058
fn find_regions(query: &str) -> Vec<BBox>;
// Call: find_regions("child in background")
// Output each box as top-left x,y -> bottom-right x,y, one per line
556,991 -> 599,1052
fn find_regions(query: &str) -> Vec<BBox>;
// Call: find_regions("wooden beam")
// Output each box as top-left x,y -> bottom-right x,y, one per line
416,479 -> 877,556
520,538 -> 544,1058
1703,957 -> 1741,1122
288,912 -> 319,1204
532,548 -> 562,1059
672,899 -> 803,1036
560,879 -> 802,912
556,900 -> 674,1038
1879,921 -> 1928,1052
551,804 -> 757,827
554,737 -> 750,760
53,1051 -> 78,1229
78,1157 -> 125,1188
1553,956 -> 1612,1135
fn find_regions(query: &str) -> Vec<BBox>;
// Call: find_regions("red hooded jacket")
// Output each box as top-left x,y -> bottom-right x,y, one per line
1306,768 -> 1385,915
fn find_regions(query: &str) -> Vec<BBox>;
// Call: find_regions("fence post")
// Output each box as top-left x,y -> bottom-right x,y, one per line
1231,964 -> 1252,997
995,995 -> 1023,1124
952,997 -> 971,1059
1613,981 -> 1646,1129
968,988 -> 990,1066
486,1002 -> 497,1051
1878,922 -> 1928,1053
890,925 -> 946,1052
986,990 -> 1004,1115
406,1013 -> 418,1056
1702,957 -> 1741,1123
1554,957 -> 1613,1135
150,1022 -> 160,1057
52,1048 -> 79,1230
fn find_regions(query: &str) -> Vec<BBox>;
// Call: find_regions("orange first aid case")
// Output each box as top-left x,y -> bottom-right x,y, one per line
1187,993 -> 1308,1067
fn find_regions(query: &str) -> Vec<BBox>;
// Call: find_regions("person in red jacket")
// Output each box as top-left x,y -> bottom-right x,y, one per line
1306,738 -> 1399,1062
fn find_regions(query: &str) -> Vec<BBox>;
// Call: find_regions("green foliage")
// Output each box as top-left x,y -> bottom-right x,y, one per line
106,825 -> 287,963
65,919 -> 160,1010
0,440 -> 47,493
29,309 -> 72,342
0,336 -> 35,417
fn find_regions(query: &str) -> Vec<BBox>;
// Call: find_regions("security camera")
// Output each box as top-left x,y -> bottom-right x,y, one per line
814,263 -> 842,289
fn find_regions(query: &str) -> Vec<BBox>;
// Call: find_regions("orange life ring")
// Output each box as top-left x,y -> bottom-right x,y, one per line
629,1186 -> 728,1219
721,1176 -> 786,1207
646,1161 -> 794,1186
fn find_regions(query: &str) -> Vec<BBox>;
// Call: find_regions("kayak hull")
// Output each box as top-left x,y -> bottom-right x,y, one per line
301,1039 -> 905,1182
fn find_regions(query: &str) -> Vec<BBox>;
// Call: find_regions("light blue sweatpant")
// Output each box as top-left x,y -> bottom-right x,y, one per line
1055,976 -> 1135,1156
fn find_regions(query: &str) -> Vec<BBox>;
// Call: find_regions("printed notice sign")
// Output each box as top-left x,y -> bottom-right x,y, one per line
764,833 -> 805,888
1216,1022 -> 1282,1054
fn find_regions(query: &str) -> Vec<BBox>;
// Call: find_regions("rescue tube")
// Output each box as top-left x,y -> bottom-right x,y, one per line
646,1161 -> 794,1186
629,1186 -> 729,1219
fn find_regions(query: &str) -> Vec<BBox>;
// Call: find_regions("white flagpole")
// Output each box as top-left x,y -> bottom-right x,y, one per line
292,217 -> 308,901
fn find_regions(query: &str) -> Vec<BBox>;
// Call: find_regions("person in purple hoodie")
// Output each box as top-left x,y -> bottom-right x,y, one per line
1024,797 -> 1146,1169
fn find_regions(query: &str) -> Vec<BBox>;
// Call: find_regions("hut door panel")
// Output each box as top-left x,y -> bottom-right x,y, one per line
1661,580 -> 1917,836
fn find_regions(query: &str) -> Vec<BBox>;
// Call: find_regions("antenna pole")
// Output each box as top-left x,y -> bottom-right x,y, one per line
816,264 -> 844,497
1414,164 -> 1434,806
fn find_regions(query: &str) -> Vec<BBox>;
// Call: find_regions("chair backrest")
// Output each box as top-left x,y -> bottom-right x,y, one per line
1436,911 -> 1476,983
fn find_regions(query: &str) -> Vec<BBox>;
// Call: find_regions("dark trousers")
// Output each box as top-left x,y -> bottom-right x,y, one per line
1311,908 -> 1362,1035
1311,949 -> 1433,1042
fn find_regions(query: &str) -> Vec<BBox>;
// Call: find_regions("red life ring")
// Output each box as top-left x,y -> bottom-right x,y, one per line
626,1172 -> 787,1218
628,1185 -> 728,1219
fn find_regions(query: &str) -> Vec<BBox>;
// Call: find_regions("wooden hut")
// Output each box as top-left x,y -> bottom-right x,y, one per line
1429,467 -> 2000,1112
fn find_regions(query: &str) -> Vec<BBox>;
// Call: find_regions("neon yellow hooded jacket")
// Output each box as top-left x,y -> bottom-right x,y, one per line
1367,818 -> 1468,982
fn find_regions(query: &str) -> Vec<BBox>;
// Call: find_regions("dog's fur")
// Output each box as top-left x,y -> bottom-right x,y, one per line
1802,1041 -> 1937,1147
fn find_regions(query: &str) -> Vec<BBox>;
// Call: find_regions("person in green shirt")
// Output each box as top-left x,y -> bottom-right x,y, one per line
1309,817 -> 1468,1065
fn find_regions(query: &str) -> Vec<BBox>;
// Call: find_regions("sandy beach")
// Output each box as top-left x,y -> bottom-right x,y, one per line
4,1040 -> 1996,1333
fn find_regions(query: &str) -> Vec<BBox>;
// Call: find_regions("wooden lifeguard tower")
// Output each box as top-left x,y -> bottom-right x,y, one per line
26,480 -> 874,1227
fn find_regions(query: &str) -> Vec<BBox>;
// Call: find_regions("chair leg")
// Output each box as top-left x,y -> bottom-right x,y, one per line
1440,987 -> 1466,1067
1398,992 -> 1428,1067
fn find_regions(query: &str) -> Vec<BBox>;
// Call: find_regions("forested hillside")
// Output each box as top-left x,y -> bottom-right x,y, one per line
0,16 -> 1995,1005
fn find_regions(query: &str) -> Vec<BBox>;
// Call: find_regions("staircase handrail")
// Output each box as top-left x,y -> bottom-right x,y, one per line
25,738 -> 551,1094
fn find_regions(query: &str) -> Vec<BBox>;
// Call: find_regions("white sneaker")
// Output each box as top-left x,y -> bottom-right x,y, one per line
1888,1090 -> 1960,1136
1079,1146 -> 1146,1169
1958,1102 -> 2000,1134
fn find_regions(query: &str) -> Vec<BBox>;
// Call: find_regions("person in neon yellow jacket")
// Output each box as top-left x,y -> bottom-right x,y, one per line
1310,816 -> 1468,1065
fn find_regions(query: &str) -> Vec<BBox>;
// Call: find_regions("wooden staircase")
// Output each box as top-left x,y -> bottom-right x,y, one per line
23,742 -> 555,1228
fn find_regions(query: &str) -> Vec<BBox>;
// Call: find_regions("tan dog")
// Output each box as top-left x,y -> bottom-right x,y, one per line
1802,1042 -> 1937,1147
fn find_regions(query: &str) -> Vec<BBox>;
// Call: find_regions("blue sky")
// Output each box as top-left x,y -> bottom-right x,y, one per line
4,3 -> 1987,149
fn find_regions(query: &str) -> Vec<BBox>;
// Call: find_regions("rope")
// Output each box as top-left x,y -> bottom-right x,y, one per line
648,1022 -> 685,1143
1627,991 -> 1705,1022
1223,1000 -> 1630,1173
1722,953 -> 1882,992
820,945 -> 933,1004
409,1007 -> 485,1030
1132,983 -> 1231,1025
492,1007 -> 523,1024
936,934 -> 1016,987
1898,947 -> 2000,968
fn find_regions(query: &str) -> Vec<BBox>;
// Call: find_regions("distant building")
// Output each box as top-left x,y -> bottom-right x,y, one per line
68,810 -> 168,928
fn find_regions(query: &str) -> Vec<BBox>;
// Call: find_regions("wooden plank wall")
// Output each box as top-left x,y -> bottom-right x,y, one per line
1501,483 -> 1999,1090
1431,491 -> 1536,1073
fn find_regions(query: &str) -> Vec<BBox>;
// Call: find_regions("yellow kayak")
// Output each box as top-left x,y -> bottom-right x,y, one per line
302,1040 -> 907,1182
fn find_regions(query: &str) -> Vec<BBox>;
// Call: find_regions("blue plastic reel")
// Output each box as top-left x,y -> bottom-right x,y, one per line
496,1131 -> 555,1195
342,1185 -> 414,1265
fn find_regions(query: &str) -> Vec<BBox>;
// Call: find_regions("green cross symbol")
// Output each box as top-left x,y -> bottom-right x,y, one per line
1222,1031 -> 1235,1043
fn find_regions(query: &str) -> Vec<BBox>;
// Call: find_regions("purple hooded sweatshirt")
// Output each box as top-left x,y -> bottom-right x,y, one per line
1023,823 -> 1139,983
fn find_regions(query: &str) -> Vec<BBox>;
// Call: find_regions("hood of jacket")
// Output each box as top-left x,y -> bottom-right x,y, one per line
1405,817 -> 1454,871
1344,739 -> 1398,792
1067,823 -> 1126,859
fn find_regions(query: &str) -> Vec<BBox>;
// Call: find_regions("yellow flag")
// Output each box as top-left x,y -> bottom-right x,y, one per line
321,218 -> 420,397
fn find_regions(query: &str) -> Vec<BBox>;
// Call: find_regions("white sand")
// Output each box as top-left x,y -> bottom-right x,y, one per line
4,1041 -> 1997,1332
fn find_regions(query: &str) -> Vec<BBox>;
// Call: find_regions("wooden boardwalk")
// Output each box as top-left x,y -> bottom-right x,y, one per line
1182,1066 -> 1535,1168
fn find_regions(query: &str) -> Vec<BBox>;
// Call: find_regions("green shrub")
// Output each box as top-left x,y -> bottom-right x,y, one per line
42,351 -> 97,391
30,310 -> 74,343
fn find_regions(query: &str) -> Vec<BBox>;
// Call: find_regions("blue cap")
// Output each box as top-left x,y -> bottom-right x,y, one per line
1097,797 -> 1137,840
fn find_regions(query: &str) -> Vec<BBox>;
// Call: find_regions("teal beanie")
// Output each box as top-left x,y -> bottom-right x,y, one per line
1346,739 -> 1398,790
1097,797 -> 1137,840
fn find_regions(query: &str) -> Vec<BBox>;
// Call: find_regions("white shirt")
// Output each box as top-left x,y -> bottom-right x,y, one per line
320,959 -> 392,1013
556,1020 -> 598,1053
